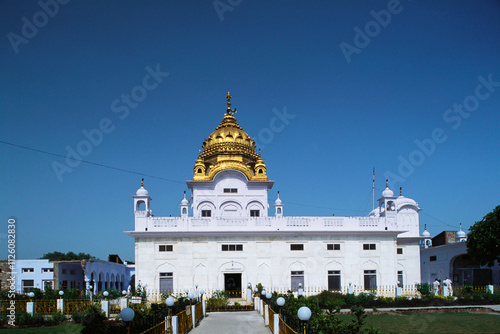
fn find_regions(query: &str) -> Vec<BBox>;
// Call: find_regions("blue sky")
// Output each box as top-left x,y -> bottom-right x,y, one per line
1,0 -> 499,262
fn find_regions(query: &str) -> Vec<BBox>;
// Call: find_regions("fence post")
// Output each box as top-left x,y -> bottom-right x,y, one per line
27,301 -> 35,316
395,286 -> 402,298
119,297 -> 128,310
254,297 -> 259,311
488,285 -> 494,294
57,298 -> 64,313
101,300 -> 109,318
191,305 -> 196,328
264,304 -> 269,326
273,314 -> 280,333
260,299 -> 264,316
202,299 -> 206,316
172,315 -> 178,334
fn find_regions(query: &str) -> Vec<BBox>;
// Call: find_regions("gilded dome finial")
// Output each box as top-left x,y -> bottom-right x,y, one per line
226,92 -> 232,110
226,91 -> 237,115
141,178 -> 144,187
386,179 -> 389,187
400,187 -> 402,196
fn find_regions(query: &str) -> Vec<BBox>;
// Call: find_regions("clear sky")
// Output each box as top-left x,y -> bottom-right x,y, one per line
1,0 -> 499,262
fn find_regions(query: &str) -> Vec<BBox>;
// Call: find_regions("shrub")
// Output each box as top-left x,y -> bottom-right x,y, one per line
51,311 -> 66,323
17,312 -> 32,327
416,283 -> 432,298
81,306 -> 108,334
207,290 -> 229,308
71,311 -> 85,323
16,312 -> 46,327
344,293 -> 356,305
63,288 -> 83,300
355,291 -> 377,305
377,296 -> 394,304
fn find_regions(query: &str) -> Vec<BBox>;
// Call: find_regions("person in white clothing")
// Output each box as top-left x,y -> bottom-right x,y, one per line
433,278 -> 440,296
444,277 -> 453,296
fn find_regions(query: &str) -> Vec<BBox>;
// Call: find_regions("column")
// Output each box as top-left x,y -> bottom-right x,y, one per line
57,298 -> 64,313
27,302 -> 35,316
172,316 -> 179,334
101,300 -> 109,318
191,305 -> 196,328
273,314 -> 280,333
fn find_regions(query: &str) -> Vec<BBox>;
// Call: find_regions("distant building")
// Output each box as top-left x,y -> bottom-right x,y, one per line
126,94 -> 424,297
0,260 -> 11,291
9,256 -> 134,294
420,227 -> 500,285
14,259 -> 54,293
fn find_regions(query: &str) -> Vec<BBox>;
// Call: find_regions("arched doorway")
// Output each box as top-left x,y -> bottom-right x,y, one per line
452,254 -> 492,285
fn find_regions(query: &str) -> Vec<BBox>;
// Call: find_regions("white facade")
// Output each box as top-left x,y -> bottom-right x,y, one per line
83,259 -> 135,294
13,258 -> 134,294
420,230 -> 500,285
125,102 -> 424,297
15,259 -> 54,293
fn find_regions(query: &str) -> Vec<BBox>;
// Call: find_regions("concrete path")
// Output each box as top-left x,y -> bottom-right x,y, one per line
192,311 -> 271,334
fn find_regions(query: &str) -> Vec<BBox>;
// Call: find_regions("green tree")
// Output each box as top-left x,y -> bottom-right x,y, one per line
467,205 -> 500,266
41,251 -> 93,261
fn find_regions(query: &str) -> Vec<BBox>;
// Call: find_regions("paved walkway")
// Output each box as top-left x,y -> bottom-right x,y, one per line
191,311 -> 271,334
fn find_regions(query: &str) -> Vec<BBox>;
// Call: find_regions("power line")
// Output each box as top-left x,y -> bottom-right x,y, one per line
0,140 -> 184,185
1,139 -> 399,214
420,212 -> 460,229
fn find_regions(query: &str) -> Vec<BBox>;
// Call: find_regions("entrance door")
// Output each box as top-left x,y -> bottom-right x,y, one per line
224,273 -> 242,298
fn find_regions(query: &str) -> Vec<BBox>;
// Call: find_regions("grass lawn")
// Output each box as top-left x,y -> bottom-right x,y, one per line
0,323 -> 83,333
338,311 -> 500,334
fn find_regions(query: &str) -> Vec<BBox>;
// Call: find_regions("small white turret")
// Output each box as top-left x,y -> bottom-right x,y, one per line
421,224 -> 432,248
274,191 -> 283,217
180,191 -> 189,217
457,223 -> 467,242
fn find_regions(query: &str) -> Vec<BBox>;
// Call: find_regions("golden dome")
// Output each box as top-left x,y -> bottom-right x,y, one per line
193,93 -> 267,181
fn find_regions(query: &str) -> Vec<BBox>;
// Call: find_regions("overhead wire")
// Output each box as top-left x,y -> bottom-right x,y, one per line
0,140 -> 184,184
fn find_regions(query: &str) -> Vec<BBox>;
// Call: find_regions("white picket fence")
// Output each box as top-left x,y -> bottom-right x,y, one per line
143,285 -> 418,302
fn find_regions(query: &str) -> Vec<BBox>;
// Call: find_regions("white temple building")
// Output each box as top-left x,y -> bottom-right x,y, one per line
125,94 -> 423,297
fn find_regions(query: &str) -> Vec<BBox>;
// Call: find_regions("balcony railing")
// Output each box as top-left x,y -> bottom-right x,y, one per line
140,216 -> 386,233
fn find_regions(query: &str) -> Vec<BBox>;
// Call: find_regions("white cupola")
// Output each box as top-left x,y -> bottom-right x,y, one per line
133,178 -> 152,231
274,191 -> 283,217
180,191 -> 189,217
457,223 -> 467,242
421,224 -> 432,248
134,179 -> 151,213
379,179 -> 396,216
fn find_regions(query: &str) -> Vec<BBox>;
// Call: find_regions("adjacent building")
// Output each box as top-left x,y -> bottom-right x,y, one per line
420,228 -> 500,285
9,255 -> 134,294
